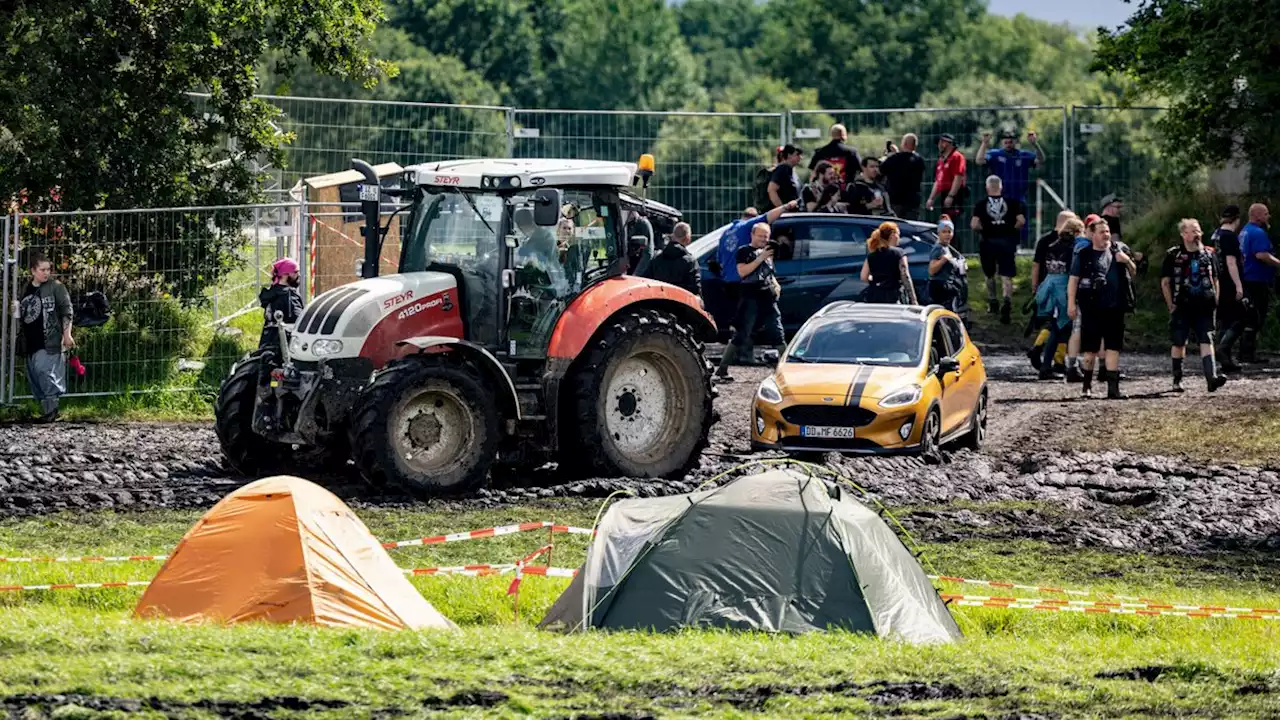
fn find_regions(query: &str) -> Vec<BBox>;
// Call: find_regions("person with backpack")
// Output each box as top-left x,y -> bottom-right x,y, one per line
755,145 -> 803,211
259,257 -> 305,353
12,251 -> 74,423
715,201 -> 797,380
1161,218 -> 1227,392
1068,216 -> 1137,399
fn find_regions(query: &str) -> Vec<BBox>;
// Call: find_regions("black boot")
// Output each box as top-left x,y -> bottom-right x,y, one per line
1104,369 -> 1124,400
1204,355 -> 1227,392
1027,345 -> 1044,371
715,344 -> 739,380
1000,297 -> 1013,325
1081,366 -> 1094,397
1218,327 -> 1242,372
1171,357 -> 1184,393
1241,331 -> 1259,363
1065,361 -> 1085,384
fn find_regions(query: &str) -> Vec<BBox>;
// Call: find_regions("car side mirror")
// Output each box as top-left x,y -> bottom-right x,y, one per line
938,356 -> 960,374
532,188 -> 562,226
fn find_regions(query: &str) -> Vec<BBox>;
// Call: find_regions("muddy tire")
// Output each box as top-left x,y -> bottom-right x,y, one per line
960,388 -> 988,451
568,308 -> 714,477
348,356 -> 499,497
214,352 -> 291,476
919,407 -> 943,465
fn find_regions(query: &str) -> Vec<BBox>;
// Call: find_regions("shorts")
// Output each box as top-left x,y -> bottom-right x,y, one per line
1080,306 -> 1125,354
979,240 -> 1017,278
1170,310 -> 1215,347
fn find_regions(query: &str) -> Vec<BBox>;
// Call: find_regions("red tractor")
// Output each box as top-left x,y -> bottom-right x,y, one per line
215,156 -> 717,496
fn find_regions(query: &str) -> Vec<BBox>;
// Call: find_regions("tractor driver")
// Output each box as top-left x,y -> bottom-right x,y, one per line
513,206 -> 568,294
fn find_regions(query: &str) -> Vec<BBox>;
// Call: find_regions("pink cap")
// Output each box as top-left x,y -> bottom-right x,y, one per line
272,257 -> 300,277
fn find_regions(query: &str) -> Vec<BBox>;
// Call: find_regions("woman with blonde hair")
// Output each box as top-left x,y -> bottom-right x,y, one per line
861,221 -> 918,304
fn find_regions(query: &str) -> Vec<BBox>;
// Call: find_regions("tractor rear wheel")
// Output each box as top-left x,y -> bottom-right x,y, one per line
570,308 -> 713,477
214,351 -> 292,476
348,356 -> 499,497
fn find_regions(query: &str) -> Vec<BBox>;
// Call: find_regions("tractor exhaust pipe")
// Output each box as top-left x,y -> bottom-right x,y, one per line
351,158 -> 380,279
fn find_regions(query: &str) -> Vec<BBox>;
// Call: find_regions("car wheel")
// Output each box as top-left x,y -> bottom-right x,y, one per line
920,407 -> 943,465
960,389 -> 988,450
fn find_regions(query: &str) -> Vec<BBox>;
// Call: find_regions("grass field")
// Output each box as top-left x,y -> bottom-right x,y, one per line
1,503 -> 1278,718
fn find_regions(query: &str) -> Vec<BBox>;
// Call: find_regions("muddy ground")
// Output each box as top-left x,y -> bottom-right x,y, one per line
1,353 -> 1279,556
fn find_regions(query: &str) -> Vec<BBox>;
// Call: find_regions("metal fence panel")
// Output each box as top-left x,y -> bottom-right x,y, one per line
2,214 -> 10,403
511,110 -> 787,234
1069,105 -> 1168,224
8,204 -> 297,400
303,202 -> 408,300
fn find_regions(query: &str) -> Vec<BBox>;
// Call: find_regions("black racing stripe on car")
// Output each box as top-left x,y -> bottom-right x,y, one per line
304,288 -> 358,334
849,365 -> 873,406
320,288 -> 367,335
844,365 -> 864,406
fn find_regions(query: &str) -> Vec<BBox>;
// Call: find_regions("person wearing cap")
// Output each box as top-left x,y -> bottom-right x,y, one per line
1099,194 -> 1124,245
928,218 -> 968,317
1239,202 -> 1280,363
926,133 -> 967,222
1211,205 -> 1246,371
808,124 -> 860,185
768,145 -> 804,210
258,257 -> 305,353
976,130 -> 1045,204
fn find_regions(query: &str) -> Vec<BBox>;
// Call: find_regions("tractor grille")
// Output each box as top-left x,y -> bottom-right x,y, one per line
781,405 -> 877,427
298,288 -> 369,335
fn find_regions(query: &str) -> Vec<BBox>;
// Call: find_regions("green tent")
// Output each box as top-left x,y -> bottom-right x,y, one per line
540,469 -> 961,644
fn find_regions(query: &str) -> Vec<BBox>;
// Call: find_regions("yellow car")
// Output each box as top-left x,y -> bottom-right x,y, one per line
751,302 -> 988,461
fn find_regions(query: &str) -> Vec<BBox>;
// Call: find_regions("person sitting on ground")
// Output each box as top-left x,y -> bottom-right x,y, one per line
258,257 -> 305,353
861,221 -> 919,305
1161,218 -> 1227,393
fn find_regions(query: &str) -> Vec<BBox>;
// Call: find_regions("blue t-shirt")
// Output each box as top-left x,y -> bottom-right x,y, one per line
1074,236 -> 1090,253
985,149 -> 1038,200
1240,222 -> 1275,283
717,214 -> 770,283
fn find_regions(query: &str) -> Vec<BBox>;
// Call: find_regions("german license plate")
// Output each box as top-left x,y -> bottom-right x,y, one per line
800,426 -> 855,439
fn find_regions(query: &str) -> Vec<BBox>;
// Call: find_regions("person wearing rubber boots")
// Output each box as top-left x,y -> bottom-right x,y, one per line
1211,205 -> 1247,372
1033,216 -> 1083,381
1068,216 -> 1137,399
258,257 -> 305,354
1161,218 -> 1227,393
1239,203 -> 1280,364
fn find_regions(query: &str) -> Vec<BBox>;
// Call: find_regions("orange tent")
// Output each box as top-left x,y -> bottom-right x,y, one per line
134,476 -> 455,631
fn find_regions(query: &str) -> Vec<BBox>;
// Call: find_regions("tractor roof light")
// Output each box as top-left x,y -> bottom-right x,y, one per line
636,154 -> 655,189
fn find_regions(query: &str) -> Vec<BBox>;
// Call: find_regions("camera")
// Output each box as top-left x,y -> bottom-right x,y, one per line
766,239 -> 781,251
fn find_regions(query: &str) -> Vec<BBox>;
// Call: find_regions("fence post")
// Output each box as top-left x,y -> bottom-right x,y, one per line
505,108 -> 516,158
299,195 -> 311,302
0,215 -> 7,405
779,112 -> 789,148
1066,106 -> 1075,210
1062,106 -> 1072,212
254,207 -> 263,288
5,215 -> 16,404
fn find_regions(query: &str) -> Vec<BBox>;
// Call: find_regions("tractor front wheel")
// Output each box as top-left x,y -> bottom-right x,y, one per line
348,356 -> 499,497
570,309 -> 713,477
214,351 -> 292,477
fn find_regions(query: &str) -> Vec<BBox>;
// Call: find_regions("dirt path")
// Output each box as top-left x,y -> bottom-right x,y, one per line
1,354 -> 1279,557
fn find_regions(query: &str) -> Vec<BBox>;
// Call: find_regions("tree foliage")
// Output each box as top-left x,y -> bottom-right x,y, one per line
1093,0 -> 1280,193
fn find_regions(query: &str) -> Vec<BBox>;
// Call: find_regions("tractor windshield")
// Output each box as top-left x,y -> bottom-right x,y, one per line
399,189 -> 503,274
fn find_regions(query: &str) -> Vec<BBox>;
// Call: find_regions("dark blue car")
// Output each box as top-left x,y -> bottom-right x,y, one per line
689,213 -> 942,340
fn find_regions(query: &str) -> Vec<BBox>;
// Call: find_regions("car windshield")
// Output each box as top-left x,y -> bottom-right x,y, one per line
787,318 -> 925,366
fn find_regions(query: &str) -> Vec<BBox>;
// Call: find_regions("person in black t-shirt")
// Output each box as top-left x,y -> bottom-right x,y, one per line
880,133 -> 926,221
970,175 -> 1026,324
808,124 -> 860,185
845,156 -> 893,216
1161,218 -> 1226,393
801,161 -> 844,213
1210,205 -> 1246,372
715,204 -> 795,378
860,222 -> 918,304
768,145 -> 803,209
1029,213 -> 1081,379
1069,217 -> 1137,399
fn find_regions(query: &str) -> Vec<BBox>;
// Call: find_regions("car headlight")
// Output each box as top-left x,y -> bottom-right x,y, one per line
757,376 -> 783,404
879,384 -> 922,408
311,339 -> 344,357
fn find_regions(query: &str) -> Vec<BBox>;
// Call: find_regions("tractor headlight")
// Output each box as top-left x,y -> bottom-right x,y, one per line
311,339 -> 344,357
757,376 -> 783,404
879,385 -> 922,408
289,334 -> 304,355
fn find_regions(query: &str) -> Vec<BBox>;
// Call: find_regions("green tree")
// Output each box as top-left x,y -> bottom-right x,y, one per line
0,0 -> 391,302
757,0 -> 982,110
676,0 -> 768,91
926,13 -> 1095,99
1092,0 -> 1277,193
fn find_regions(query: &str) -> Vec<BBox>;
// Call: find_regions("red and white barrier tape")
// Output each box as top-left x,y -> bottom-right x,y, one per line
0,580 -> 151,593
941,593 -> 1280,616
0,554 -> 167,564
403,564 -> 578,579
930,574 -> 1152,602
945,595 -> 1280,622
380,521 -> 594,550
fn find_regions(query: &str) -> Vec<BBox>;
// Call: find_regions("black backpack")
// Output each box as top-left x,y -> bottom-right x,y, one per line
753,165 -> 775,210
74,291 -> 111,328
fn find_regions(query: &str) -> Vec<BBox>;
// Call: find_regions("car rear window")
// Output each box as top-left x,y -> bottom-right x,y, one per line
787,318 -> 925,367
